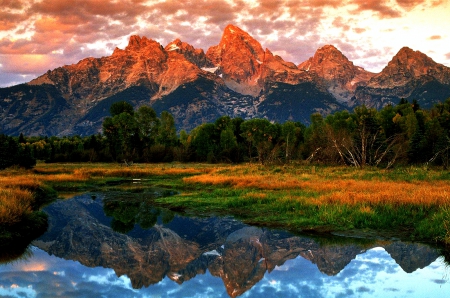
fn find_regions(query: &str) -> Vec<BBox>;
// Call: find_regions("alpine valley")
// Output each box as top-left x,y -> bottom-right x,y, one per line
1,24 -> 450,136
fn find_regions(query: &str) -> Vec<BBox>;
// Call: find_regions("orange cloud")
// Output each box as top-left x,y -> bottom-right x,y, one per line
0,0 -> 25,9
349,0 -> 402,18
396,0 -> 427,9
353,28 -> 367,34
0,54 -> 57,73
429,35 -> 442,40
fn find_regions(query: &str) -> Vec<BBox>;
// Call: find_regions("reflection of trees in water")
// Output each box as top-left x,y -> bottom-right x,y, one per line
103,197 -> 175,233
0,212 -> 48,263
0,244 -> 34,265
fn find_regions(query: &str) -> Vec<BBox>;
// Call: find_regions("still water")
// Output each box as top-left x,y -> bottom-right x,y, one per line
1,191 -> 449,297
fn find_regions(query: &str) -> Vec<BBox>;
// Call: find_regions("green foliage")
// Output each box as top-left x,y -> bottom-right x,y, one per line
109,101 -> 134,117
240,118 -> 280,164
135,106 -> 160,149
157,111 -> 177,147
191,123 -> 218,162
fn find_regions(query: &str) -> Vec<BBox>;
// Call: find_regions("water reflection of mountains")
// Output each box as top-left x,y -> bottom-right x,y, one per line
34,192 -> 441,297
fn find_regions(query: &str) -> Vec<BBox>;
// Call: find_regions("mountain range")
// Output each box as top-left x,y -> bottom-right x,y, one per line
1,24 -> 450,136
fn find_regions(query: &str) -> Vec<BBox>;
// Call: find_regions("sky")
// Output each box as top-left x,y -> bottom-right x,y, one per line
0,246 -> 449,297
0,0 -> 449,87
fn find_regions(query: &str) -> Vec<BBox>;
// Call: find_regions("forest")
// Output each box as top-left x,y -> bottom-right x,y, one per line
1,97 -> 450,169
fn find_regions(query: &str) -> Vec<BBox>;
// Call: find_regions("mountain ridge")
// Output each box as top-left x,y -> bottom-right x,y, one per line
1,24 -> 450,136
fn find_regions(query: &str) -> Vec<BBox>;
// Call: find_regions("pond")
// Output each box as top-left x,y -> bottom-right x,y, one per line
1,191 -> 450,297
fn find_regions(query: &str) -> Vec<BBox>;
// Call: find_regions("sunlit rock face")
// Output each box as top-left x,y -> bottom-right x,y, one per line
33,193 -> 441,297
2,25 -> 450,136
206,24 -> 313,97
206,24 -> 266,96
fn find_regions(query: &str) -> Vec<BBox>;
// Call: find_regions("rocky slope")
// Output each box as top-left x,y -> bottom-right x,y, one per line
1,25 -> 450,136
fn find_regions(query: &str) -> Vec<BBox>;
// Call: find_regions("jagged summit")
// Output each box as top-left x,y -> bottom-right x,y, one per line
126,35 -> 158,50
164,38 -> 213,69
206,24 -> 266,95
206,24 -> 310,96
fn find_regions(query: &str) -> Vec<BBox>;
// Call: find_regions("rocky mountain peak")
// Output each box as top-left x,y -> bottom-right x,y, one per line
206,24 -> 266,95
304,45 -> 350,68
384,47 -> 440,76
217,24 -> 266,62
298,44 -> 375,105
367,47 -> 450,88
298,45 -> 364,79
165,38 -> 213,69
125,35 -> 161,52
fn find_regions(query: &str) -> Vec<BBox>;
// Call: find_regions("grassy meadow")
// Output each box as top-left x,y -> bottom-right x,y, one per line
2,162 -> 450,246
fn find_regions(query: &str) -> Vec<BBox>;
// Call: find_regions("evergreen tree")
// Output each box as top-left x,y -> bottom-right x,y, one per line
109,101 -> 134,117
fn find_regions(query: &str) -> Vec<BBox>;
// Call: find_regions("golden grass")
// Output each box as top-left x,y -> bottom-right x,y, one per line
315,180 -> 450,206
0,174 -> 41,225
0,176 -> 40,189
0,188 -> 33,225
183,173 -> 304,189
183,168 -> 450,207
33,163 -> 214,180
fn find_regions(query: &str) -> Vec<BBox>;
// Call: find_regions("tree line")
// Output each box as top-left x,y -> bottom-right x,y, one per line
2,98 -> 450,169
